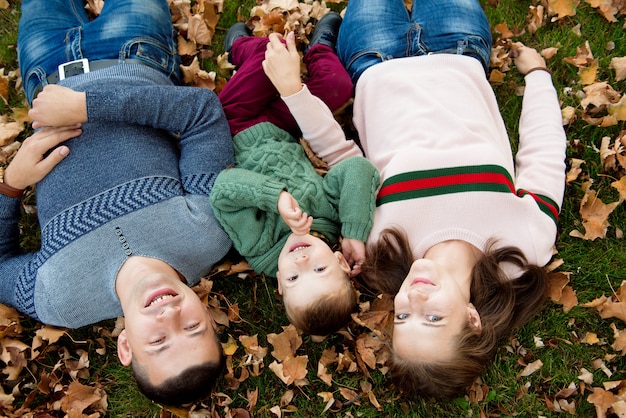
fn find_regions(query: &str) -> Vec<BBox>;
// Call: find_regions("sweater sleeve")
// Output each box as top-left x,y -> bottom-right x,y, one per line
209,167 -> 288,257
514,71 -> 567,209
322,156 -> 380,242
281,84 -> 362,166
85,86 -> 233,195
0,193 -> 35,308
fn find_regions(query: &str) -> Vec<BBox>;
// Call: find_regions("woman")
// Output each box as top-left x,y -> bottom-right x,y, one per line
336,0 -> 567,399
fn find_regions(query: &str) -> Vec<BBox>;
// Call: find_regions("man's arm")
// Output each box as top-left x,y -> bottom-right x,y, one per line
29,84 -> 234,195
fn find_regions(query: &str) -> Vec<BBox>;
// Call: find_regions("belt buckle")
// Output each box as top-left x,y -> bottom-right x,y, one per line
58,58 -> 90,80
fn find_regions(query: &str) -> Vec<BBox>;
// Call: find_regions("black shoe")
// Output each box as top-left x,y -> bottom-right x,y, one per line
224,22 -> 251,54
306,12 -> 342,53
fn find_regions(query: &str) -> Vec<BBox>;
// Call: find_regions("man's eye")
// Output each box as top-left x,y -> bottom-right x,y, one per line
396,313 -> 409,320
314,266 -> 327,273
427,315 -> 442,322
151,336 -> 165,345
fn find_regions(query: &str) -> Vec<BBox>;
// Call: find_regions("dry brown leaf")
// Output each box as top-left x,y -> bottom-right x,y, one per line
518,359 -> 543,378
585,0 -> 620,21
548,0 -> 580,20
569,186 -> 620,240
609,56 -> 626,81
0,121 -> 23,146
59,381 -> 106,415
267,325 -> 302,361
588,386 -> 618,418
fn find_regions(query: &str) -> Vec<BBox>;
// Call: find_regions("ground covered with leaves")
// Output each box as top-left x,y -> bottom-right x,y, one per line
1,0 -> 626,417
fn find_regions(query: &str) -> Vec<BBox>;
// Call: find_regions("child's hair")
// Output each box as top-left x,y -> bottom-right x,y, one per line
284,272 -> 357,336
361,227 -> 549,399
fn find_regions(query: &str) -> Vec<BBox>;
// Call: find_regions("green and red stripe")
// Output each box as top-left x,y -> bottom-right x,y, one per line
376,165 -> 559,224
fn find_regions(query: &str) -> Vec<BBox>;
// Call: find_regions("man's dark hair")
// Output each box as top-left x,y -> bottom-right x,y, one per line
132,350 -> 225,405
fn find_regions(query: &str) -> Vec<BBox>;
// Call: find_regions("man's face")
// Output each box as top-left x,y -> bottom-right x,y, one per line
116,272 -> 220,386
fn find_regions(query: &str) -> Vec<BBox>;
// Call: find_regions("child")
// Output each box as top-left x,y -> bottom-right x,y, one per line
211,13 -> 380,337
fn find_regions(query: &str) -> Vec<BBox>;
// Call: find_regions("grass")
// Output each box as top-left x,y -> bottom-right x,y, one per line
1,0 -> 626,417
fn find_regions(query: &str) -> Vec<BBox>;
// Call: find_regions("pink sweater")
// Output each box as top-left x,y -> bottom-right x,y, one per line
353,54 -> 566,270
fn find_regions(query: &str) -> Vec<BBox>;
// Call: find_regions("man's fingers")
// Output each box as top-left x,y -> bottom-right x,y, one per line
36,146 -> 70,175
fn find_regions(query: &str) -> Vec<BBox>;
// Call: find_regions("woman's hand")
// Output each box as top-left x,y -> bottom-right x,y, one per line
341,238 -> 365,277
3,125 -> 81,189
29,85 -> 88,129
262,32 -> 303,97
512,43 -> 549,76
278,191 -> 312,236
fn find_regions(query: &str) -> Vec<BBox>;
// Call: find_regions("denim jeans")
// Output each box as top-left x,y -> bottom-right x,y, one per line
18,0 -> 181,105
337,0 -> 492,84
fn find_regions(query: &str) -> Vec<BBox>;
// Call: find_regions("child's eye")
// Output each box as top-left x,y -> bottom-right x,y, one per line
313,266 -> 326,273
427,315 -> 442,322
288,275 -> 298,281
396,313 -> 409,320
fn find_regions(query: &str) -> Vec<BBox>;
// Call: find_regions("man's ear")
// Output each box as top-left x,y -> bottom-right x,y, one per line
334,251 -> 351,274
117,329 -> 133,366
467,305 -> 482,331
276,271 -> 283,295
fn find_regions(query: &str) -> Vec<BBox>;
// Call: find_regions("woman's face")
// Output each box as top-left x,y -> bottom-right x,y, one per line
392,258 -> 480,361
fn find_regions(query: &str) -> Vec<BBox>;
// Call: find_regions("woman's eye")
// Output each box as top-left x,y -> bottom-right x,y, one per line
314,266 -> 327,273
427,315 -> 442,322
396,313 -> 409,320
185,323 -> 199,331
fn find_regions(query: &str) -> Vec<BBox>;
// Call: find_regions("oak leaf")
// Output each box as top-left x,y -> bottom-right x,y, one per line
548,0 -> 580,20
588,386 -> 617,418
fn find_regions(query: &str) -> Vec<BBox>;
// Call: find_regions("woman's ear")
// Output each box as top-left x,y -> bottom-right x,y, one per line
117,329 -> 133,366
467,304 -> 482,331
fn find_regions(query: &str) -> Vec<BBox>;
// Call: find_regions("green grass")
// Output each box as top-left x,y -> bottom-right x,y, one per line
1,0 -> 626,417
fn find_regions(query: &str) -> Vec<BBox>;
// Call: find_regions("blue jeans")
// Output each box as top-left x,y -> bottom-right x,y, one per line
18,0 -> 181,105
337,0 -> 492,84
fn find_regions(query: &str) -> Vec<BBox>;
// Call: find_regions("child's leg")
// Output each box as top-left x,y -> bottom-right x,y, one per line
410,0 -> 492,73
303,44 -> 353,113
18,0 -> 90,105
337,0 -> 412,84
219,36 -> 301,136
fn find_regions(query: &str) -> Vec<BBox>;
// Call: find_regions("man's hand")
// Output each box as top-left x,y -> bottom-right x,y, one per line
278,191 -> 312,235
3,125 -> 81,189
341,238 -> 365,277
29,85 -> 88,129
512,43 -> 548,76
262,32 -> 303,97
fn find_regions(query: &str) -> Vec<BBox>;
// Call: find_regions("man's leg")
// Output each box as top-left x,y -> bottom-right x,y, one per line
17,0 -> 90,105
336,0 -> 412,84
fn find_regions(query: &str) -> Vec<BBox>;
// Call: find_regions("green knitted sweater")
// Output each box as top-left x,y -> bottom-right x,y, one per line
210,122 -> 380,277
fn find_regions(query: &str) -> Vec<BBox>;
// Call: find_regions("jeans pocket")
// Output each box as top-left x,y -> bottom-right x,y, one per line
119,36 -> 180,82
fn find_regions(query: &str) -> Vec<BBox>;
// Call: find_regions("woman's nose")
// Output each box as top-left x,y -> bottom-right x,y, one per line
408,288 -> 429,303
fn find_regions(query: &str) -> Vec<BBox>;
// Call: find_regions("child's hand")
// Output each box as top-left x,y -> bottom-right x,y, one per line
278,191 -> 312,235
511,42 -> 548,76
341,238 -> 365,277
262,32 -> 303,97
29,85 -> 88,129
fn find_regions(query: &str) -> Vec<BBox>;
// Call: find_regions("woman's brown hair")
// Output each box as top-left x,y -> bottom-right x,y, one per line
361,228 -> 549,399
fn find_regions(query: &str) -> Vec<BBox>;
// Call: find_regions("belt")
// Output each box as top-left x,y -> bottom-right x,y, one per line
33,58 -> 147,97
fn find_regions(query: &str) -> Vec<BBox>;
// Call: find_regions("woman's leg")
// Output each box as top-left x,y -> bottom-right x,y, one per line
336,0 -> 411,84
410,0 -> 492,72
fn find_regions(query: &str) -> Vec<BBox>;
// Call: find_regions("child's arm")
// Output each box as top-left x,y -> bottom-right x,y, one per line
262,32 -> 362,166
277,191 -> 313,236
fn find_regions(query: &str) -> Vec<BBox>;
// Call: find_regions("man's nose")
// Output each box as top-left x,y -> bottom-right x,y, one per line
157,304 -> 181,320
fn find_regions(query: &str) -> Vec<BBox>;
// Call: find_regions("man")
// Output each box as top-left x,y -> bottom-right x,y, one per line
0,0 -> 233,405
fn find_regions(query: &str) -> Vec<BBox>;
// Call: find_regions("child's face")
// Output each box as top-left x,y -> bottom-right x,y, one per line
276,233 -> 351,308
